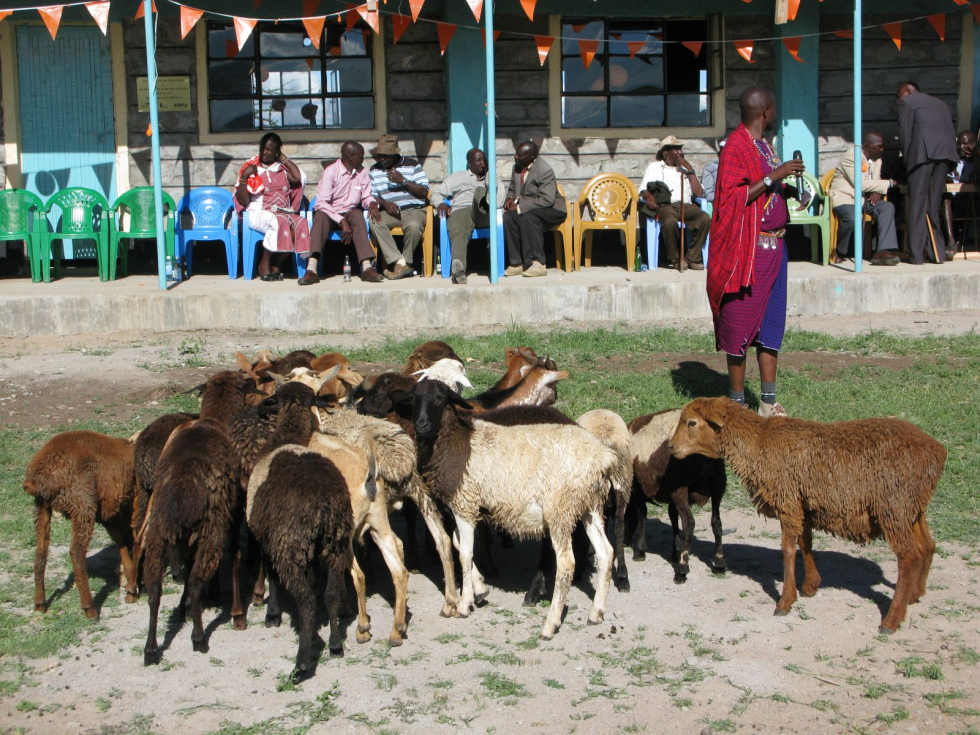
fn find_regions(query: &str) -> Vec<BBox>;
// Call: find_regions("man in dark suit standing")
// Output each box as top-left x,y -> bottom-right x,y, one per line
503,141 -> 567,277
897,82 -> 959,263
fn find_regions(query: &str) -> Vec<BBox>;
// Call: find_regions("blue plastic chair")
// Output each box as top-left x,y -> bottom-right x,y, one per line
241,196 -> 311,281
436,197 -> 505,279
297,196 -> 371,279
176,187 -> 239,279
644,198 -> 711,270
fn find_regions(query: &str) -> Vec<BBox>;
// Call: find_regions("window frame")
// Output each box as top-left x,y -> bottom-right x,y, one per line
547,14 -> 725,138
195,22 -> 387,143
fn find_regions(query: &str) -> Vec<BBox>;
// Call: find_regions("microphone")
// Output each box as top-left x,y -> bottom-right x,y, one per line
793,150 -> 804,198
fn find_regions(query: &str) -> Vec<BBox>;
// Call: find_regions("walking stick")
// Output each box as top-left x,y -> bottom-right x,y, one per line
926,213 -> 941,263
679,169 -> 687,273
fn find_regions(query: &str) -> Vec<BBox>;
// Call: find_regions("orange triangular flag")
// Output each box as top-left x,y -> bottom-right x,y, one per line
303,16 -> 326,48
37,7 -> 63,40
480,29 -> 501,47
833,29 -> 853,38
627,40 -> 646,59
953,0 -> 969,5
254,0 -> 264,9
180,7 -> 205,40
681,41 -> 702,58
520,0 -> 536,21
303,0 -> 320,15
355,5 -> 380,34
734,40 -> 755,63
392,14 -> 411,43
578,39 -> 599,69
534,35 -> 554,65
465,0 -> 483,22
146,122 -> 153,136
927,13 -> 946,42
0,11 -> 11,22
782,36 -> 804,62
972,5 -> 980,26
305,58 -> 315,70
134,0 -> 156,20
883,22 -> 901,51
409,0 -> 424,22
225,39 -> 239,58
85,2 -> 110,35
787,0 -> 801,21
437,22 -> 456,55
234,17 -> 257,51
345,4 -> 358,32
610,33 -> 622,40
571,23 -> 586,33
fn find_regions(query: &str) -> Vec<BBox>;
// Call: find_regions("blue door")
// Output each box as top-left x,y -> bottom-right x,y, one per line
17,26 -> 116,259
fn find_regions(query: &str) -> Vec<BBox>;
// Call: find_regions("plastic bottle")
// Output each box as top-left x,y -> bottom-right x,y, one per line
342,255 -> 352,282
434,248 -> 441,273
173,256 -> 183,283
634,247 -> 643,272
165,255 -> 173,281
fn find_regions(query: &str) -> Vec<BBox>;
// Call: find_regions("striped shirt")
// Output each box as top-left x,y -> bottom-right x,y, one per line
369,156 -> 429,210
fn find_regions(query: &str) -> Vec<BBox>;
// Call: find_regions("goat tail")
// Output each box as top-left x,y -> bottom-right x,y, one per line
361,430 -> 379,503
135,491 -> 156,549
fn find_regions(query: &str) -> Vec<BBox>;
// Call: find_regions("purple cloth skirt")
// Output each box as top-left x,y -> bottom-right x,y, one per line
716,239 -> 788,356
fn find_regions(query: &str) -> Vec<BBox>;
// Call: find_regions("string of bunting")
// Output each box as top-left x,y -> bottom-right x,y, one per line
0,0 -> 976,65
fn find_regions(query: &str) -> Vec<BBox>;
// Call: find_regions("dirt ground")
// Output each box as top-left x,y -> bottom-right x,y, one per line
1,311 -> 979,735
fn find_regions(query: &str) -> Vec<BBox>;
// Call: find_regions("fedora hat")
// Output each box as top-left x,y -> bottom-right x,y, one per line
656,135 -> 684,160
372,134 -> 401,156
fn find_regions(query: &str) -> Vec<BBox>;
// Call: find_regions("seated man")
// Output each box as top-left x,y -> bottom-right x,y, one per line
829,130 -> 899,265
700,137 -> 726,204
368,134 -> 430,280
941,129 -> 977,255
502,141 -> 567,278
638,136 -> 710,271
300,141 -> 382,285
430,148 -> 502,285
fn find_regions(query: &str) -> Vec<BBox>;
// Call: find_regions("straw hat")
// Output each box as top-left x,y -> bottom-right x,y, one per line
372,134 -> 400,156
656,135 -> 684,160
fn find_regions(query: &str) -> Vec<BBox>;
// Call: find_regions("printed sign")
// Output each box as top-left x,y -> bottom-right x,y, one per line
137,76 -> 191,112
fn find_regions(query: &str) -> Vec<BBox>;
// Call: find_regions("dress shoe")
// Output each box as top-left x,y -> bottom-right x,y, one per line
523,261 -> 547,277
504,264 -> 523,277
386,263 -> 414,280
360,266 -> 384,283
686,261 -> 705,271
870,250 -> 900,266
945,248 -> 957,261
297,270 -> 320,286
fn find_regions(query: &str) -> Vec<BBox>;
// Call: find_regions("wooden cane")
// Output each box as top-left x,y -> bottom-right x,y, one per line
679,169 -> 687,273
926,213 -> 941,263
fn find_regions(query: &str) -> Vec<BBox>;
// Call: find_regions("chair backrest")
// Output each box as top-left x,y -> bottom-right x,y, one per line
819,170 -> 834,199
113,187 -> 177,231
46,187 -> 110,233
0,189 -> 44,235
178,186 -> 235,230
578,173 -> 637,222
797,171 -> 825,214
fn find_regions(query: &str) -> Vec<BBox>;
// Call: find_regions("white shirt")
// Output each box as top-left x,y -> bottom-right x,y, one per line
639,160 -> 686,203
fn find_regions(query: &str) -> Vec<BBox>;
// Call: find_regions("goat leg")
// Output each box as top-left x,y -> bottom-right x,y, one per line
798,520 -> 821,598
32,501 -> 52,613
672,490 -> 694,584
473,521 -> 498,578
252,559 -> 267,606
629,490 -> 648,561
104,520 -> 137,604
229,512 -> 248,630
368,519 -> 409,646
401,502 -> 423,573
284,563 -> 317,682
142,535 -> 166,666
264,555 -> 282,628
612,491 -> 630,592
583,507 -> 613,625
350,551 -> 372,643
523,539 -> 552,607
413,494 -> 459,617
542,528 -> 574,639
453,515 -> 478,617
774,523 -> 800,616
69,510 -> 98,619
709,486 -> 727,573
324,562 -> 345,658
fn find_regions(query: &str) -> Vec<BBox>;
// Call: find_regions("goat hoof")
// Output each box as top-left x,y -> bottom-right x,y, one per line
329,645 -> 344,658
232,615 -> 248,631
800,589 -> 818,598
632,551 -> 646,562
356,627 -> 372,644
143,649 -> 160,667
125,592 -> 139,604
387,635 -> 403,647
439,602 -> 455,618
587,614 -> 603,626
192,639 -> 209,654
33,604 -> 47,614
711,559 -> 727,573
540,629 -> 555,641
773,608 -> 790,617
265,613 -> 282,628
84,607 -> 100,620
673,572 -> 688,585
252,593 -> 265,606
878,625 -> 895,636
290,665 -> 313,684
614,577 -> 631,593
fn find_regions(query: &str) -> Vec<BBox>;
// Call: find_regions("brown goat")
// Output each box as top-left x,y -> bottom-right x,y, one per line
403,340 -> 463,376
24,431 -> 137,619
669,397 -> 945,634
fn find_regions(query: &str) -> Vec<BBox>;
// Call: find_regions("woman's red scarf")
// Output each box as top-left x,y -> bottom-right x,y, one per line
706,123 -> 765,319
237,154 -> 266,196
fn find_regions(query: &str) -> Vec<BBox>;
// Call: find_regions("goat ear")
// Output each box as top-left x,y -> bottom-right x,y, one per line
698,402 -> 726,433
183,382 -> 207,395
517,346 -> 538,364
504,346 -> 517,361
544,355 -> 557,370
446,389 -> 475,410
268,372 -> 287,387
234,351 -> 253,374
244,377 -> 266,396
317,364 -> 342,386
388,388 -> 413,410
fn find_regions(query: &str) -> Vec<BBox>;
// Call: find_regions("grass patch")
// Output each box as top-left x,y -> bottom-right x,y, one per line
895,656 -> 945,680
479,672 -> 528,699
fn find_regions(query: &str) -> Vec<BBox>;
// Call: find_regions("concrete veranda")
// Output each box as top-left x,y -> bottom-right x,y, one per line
2,258 -> 979,337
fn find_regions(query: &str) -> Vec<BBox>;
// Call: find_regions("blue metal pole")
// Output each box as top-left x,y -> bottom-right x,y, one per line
143,0 -> 167,290
853,0 -> 863,273
484,1 -> 498,284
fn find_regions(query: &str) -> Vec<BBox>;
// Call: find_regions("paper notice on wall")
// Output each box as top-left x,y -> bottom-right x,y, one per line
137,76 -> 192,113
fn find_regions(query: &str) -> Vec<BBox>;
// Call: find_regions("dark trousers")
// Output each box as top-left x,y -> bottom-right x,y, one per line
906,161 -> 951,264
654,202 -> 710,265
503,207 -> 566,268
833,199 -> 898,256
310,208 -> 374,263
447,197 -> 491,270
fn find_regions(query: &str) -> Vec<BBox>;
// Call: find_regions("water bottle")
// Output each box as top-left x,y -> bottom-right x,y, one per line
342,255 -> 352,282
165,255 -> 173,281
173,256 -> 183,283
434,248 -> 441,273
634,247 -> 643,272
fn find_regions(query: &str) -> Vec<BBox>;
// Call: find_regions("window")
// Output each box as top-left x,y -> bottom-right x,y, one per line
206,21 -> 375,133
559,18 -> 713,129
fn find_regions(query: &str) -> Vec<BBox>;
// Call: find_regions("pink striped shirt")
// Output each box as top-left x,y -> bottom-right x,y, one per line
314,159 -> 374,223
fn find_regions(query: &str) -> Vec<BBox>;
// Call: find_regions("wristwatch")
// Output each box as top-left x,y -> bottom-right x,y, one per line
763,175 -> 774,189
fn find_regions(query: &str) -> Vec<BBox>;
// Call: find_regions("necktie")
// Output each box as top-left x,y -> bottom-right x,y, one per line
520,168 -> 528,188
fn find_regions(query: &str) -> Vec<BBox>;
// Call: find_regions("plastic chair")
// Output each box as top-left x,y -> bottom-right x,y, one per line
644,198 -> 711,270
788,171 -> 833,265
108,187 -> 177,281
820,168 -> 874,264
241,196 -> 311,281
0,189 -> 45,282
436,196 -> 505,279
176,187 -> 239,279
574,173 -> 639,270
297,196 -> 371,279
371,203 -> 435,277
42,187 -> 111,282
552,183 -> 576,271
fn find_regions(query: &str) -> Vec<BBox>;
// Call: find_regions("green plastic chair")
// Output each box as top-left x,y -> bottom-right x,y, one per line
0,189 -> 45,282
109,187 -> 177,280
787,171 -> 833,265
42,187 -> 111,282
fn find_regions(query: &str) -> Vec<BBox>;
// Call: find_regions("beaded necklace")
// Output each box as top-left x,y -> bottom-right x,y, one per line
752,138 -> 781,214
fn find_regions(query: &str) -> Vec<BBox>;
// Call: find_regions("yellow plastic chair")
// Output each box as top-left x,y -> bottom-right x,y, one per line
822,168 -> 873,263
574,174 -> 638,270
551,183 -> 575,271
375,204 -> 435,277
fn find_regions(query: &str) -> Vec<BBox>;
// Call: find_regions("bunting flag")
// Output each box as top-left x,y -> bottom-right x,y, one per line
437,22 -> 456,55
303,15 -> 326,48
734,40 -> 755,63
534,35 -> 554,65
480,29 -> 501,46
927,13 -> 946,42
134,0 -> 156,20
465,0 -> 483,22
180,6 -> 205,40
225,39 -> 239,58
626,40 -> 645,58
305,58 -> 315,69
85,2 -> 110,35
972,5 -> 980,26
392,14 -> 411,44
953,0 -> 969,5
303,0 -> 321,14
578,39 -> 599,69
234,17 -> 257,52
883,22 -> 901,50
833,29 -> 853,38
355,4 -> 380,34
571,23 -> 586,33
254,0 -> 263,10
346,4 -> 358,32
0,11 -> 11,23
787,0 -> 801,21
146,122 -> 153,137
782,36 -> 804,62
520,0 -> 536,22
409,0 -> 424,22
37,6 -> 63,40
681,40 -> 702,57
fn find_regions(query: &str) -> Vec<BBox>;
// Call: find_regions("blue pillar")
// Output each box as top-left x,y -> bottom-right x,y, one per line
774,0 -> 819,172
445,4 -> 488,174
143,0 -> 167,290
853,0 -> 863,272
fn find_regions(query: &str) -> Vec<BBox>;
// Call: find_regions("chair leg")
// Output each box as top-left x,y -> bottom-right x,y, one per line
120,236 -> 130,279
41,235 -> 53,283
225,235 -> 239,279
183,239 -> 194,277
106,235 -> 118,282
583,230 -> 594,268
28,234 -> 41,283
821,225 -> 832,266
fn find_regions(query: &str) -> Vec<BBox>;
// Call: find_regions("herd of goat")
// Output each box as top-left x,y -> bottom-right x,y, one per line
23,341 -> 947,682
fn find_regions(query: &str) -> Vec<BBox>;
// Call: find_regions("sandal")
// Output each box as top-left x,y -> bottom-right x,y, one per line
260,272 -> 283,282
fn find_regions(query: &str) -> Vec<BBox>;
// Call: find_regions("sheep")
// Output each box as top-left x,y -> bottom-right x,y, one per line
629,410 -> 728,584
24,431 -> 137,619
236,350 -> 362,404
412,358 -> 473,393
141,370 -> 257,666
487,346 -> 555,392
403,340 -> 463,375
408,379 -> 618,639
465,363 -> 569,412
668,397 -> 945,634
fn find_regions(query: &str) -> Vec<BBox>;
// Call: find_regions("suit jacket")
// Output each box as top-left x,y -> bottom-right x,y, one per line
829,147 -> 890,207
897,91 -> 958,169
506,158 -> 567,215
